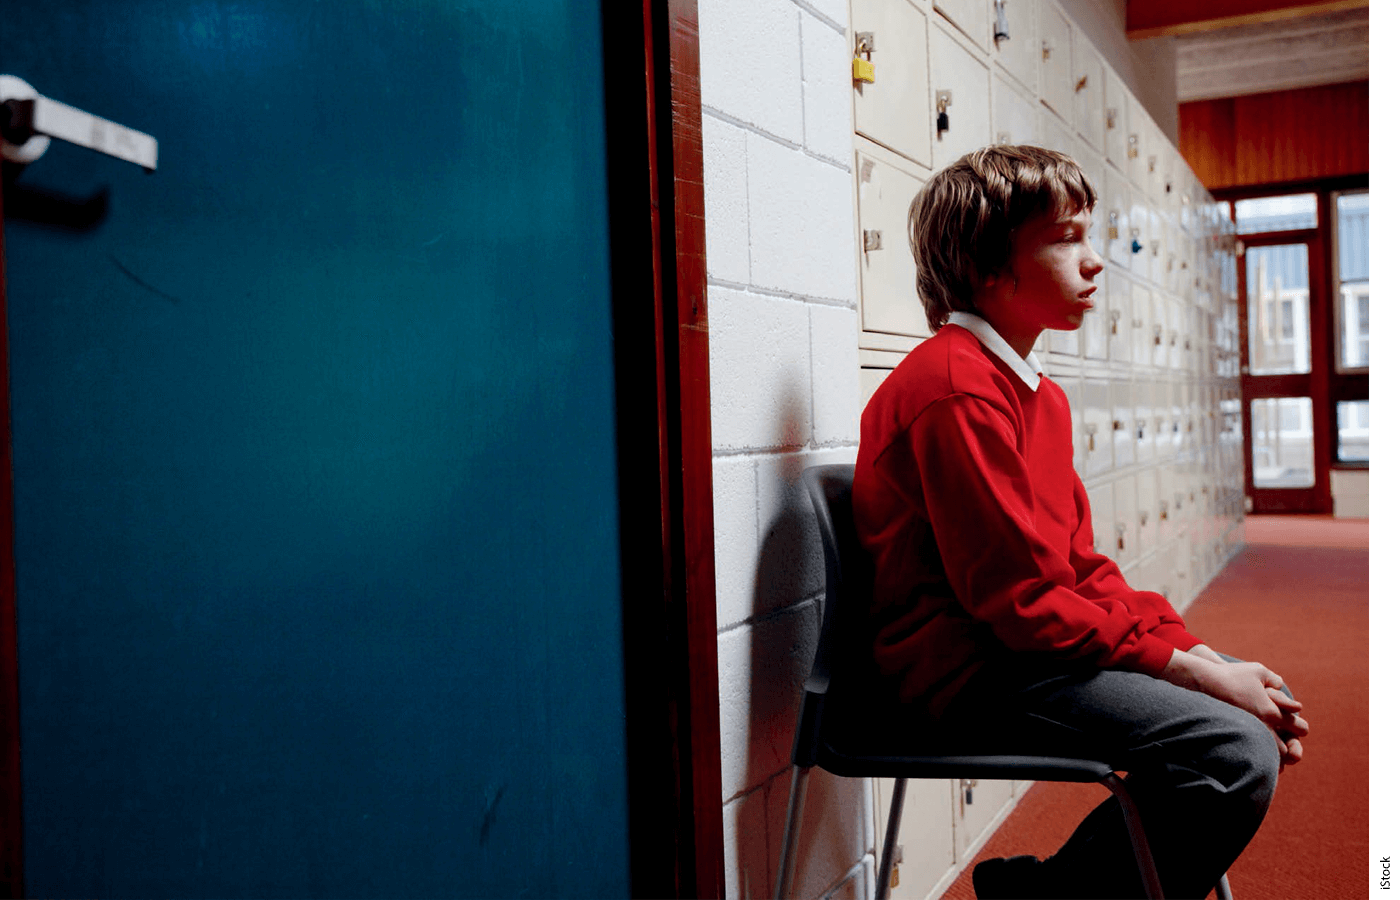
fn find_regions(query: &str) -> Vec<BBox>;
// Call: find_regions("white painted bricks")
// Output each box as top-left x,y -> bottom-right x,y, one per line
702,1 -> 864,897
699,0 -> 804,143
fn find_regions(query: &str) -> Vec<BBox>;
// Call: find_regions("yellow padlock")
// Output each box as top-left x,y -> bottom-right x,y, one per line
852,57 -> 875,84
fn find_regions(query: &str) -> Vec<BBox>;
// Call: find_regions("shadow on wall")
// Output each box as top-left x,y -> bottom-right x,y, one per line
731,386 -> 868,899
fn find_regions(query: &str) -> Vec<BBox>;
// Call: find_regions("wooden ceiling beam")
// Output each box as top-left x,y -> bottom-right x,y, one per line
1126,0 -> 1368,39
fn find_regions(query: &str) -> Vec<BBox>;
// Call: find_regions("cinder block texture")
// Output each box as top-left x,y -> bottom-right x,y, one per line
713,456 -> 761,630
754,448 -> 853,613
798,0 -> 851,30
747,135 -> 858,301
768,767 -> 872,900
724,784 -> 771,900
802,13 -> 856,163
699,0 -> 803,142
717,601 -> 820,801
709,287 -> 813,452
810,305 -> 862,447
703,114 -> 751,284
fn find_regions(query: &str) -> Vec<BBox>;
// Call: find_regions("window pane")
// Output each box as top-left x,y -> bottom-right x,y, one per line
1246,244 -> 1310,375
1336,191 -> 1369,370
1236,194 -> 1317,234
1337,400 -> 1369,463
1251,398 -> 1315,488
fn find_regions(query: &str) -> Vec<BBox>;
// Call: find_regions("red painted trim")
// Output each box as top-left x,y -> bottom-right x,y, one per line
666,3 -> 723,896
0,170 -> 25,897
606,2 -> 721,895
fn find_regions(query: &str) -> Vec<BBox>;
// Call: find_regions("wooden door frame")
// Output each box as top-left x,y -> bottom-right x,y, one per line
0,3 -> 724,897
1218,175 -> 1368,514
603,2 -> 723,897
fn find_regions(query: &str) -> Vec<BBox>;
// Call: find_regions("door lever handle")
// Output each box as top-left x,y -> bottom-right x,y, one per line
1,75 -> 157,172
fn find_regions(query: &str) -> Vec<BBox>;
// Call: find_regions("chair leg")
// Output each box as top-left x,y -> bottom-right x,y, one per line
1215,873 -> 1233,900
1100,773 -> 1165,900
875,777 -> 908,900
774,766 -> 812,900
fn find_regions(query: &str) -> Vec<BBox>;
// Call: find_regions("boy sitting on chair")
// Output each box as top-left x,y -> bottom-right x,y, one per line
851,145 -> 1306,899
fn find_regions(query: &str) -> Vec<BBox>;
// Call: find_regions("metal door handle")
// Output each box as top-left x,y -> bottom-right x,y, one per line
1,75 -> 157,172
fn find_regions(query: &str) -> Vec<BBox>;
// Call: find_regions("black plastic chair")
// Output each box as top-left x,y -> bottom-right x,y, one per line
773,464 -> 1231,900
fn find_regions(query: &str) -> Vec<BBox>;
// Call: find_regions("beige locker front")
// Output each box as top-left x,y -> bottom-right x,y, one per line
1130,283 -> 1152,368
1060,375 -> 1086,475
1128,190 -> 1150,281
1103,70 -> 1128,173
1039,107 -> 1076,158
990,0 -> 1039,97
1134,380 -> 1154,465
1082,378 -> 1114,477
857,150 -> 932,340
1070,25 -> 1105,152
935,0 -> 991,51
1113,474 -> 1139,564
852,0 -> 934,168
1123,97 -> 1149,191
1038,3 -> 1074,119
1102,169 -> 1130,270
1110,377 -> 1135,470
955,779 -> 1017,864
1087,481 -> 1116,559
1150,290 -> 1169,369
1076,148 -> 1106,259
991,72 -> 1039,146
872,778 -> 956,900
1154,379 -> 1174,462
1105,269 -> 1131,364
861,367 -> 894,409
928,19 -> 993,170
1148,208 -> 1165,287
1135,469 -> 1159,556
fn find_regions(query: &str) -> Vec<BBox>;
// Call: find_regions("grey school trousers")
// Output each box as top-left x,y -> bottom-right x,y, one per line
939,654 -> 1283,900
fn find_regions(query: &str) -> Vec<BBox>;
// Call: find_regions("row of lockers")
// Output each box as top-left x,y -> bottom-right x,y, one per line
851,0 -> 1219,227
851,0 -> 1241,357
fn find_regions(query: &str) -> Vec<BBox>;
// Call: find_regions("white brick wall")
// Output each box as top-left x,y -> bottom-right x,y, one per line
699,0 -> 868,896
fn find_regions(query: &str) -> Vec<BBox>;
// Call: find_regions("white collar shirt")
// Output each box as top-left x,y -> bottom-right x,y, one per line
945,311 -> 1043,392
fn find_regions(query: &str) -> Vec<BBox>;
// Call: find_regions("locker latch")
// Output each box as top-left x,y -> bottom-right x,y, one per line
1042,40 -> 1054,61
936,90 -> 952,139
1075,75 -> 1089,92
863,229 -> 883,252
1148,154 -> 1157,173
1128,133 -> 1140,159
1106,107 -> 1118,130
853,32 -> 876,84
1107,210 -> 1120,240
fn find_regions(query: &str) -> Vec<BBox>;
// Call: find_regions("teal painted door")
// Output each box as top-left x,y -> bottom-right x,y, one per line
1,3 -> 630,897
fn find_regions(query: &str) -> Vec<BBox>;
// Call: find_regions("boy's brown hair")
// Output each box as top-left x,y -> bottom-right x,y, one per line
907,144 -> 1096,331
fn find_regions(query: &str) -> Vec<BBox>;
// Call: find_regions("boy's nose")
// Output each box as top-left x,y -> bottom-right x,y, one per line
1084,246 -> 1105,276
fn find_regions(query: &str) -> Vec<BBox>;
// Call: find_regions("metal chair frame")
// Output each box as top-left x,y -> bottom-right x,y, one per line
774,465 -> 1231,900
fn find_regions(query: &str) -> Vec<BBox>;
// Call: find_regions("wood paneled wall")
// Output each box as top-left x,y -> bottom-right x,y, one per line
1178,80 -> 1368,191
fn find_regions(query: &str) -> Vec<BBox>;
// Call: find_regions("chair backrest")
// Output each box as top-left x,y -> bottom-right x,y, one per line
794,464 -> 876,767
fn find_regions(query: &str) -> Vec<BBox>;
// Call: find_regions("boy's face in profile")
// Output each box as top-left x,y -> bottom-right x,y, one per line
978,205 -> 1104,355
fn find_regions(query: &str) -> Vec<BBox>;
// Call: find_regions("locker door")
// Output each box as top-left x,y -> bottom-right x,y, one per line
1136,469 -> 1159,554
1134,379 -> 1155,465
1103,170 -> 1130,270
1088,482 -> 1117,559
990,0 -> 1040,96
1111,378 -> 1135,470
1070,27 -> 1105,152
1103,71 -> 1128,173
1113,475 -> 1139,563
852,0 -> 934,168
1129,190 -> 1150,280
1082,378 -> 1115,477
1061,376 -> 1086,474
857,149 -> 932,339
1106,269 -> 1132,364
1039,3 -> 1074,120
1077,149 -> 1107,259
991,73 -> 1040,146
1155,379 -> 1175,462
955,780 -> 1017,863
935,0 -> 991,51
1040,108 -> 1076,158
861,367 -> 894,408
929,19 -> 993,169
1124,98 -> 1149,191
1150,290 -> 1169,369
1148,208 -> 1165,286
1130,282 -> 1152,367
872,778 -> 956,900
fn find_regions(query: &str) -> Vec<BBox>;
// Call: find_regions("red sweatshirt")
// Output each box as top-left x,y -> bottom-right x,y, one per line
853,317 -> 1201,717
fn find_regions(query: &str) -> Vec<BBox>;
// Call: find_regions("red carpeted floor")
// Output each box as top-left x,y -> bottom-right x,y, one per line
939,515 -> 1369,900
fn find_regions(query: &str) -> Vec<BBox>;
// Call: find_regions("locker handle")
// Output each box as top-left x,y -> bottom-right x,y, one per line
1106,107 -> 1117,130
1,75 -> 157,171
1075,75 -> 1088,92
